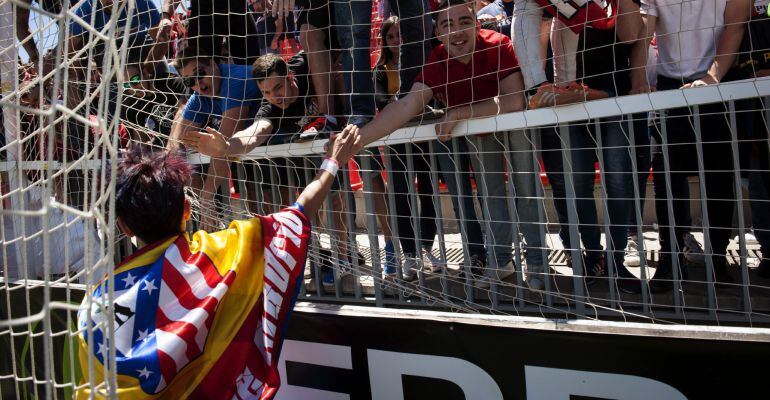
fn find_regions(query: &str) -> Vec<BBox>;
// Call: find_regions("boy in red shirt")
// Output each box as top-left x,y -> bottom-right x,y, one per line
359,0 -> 546,289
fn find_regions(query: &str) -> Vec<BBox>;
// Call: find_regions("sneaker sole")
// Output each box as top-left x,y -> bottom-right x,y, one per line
624,257 -> 641,267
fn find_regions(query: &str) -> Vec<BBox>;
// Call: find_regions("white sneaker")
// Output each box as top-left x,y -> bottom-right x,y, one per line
747,232 -> 758,245
422,248 -> 444,273
683,233 -> 706,267
402,256 -> 419,282
624,235 -> 641,267
734,232 -> 759,246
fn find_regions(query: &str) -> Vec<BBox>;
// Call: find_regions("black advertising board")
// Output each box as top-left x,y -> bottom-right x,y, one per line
277,304 -> 770,400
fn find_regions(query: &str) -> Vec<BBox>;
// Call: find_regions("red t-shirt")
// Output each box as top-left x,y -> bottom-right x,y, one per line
415,29 -> 519,108
536,0 -> 617,33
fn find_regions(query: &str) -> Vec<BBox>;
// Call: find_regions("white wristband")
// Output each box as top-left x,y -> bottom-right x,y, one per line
320,158 -> 339,177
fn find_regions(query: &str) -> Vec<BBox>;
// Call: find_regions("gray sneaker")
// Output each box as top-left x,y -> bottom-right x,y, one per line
494,260 -> 516,281
402,256 -> 419,282
422,248 -> 444,274
474,276 -> 491,289
527,277 -> 545,291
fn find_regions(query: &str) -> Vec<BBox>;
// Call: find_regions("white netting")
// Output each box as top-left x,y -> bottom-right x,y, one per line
2,0 -> 770,397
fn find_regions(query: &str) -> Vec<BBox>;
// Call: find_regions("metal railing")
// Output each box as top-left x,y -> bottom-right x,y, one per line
216,78 -> 770,325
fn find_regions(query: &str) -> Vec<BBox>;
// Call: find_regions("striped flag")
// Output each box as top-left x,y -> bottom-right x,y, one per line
77,207 -> 310,399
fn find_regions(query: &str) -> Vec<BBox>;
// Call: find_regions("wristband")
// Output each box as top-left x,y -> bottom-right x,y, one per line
291,201 -> 305,215
320,157 -> 339,177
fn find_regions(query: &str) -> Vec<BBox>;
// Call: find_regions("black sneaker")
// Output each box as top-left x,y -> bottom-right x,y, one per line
616,266 -> 642,294
348,251 -> 367,268
459,254 -> 485,280
584,253 -> 607,286
758,258 -> 770,279
649,253 -> 688,293
713,260 -> 735,288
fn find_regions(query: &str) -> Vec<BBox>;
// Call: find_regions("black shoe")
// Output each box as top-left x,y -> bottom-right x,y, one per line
713,260 -> 735,288
757,258 -> 770,279
616,266 -> 642,294
649,253 -> 688,293
459,254 -> 485,280
584,253 -> 607,286
348,251 -> 367,267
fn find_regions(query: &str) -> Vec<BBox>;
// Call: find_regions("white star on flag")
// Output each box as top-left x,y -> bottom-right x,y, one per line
97,342 -> 107,359
121,272 -> 136,288
136,329 -> 150,343
142,279 -> 158,295
137,366 -> 153,379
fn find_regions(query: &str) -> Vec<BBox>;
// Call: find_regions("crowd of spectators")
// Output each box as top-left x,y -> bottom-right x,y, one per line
10,0 -> 770,295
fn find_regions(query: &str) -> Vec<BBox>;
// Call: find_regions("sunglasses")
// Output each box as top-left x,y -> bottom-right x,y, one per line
123,74 -> 141,89
182,68 -> 205,88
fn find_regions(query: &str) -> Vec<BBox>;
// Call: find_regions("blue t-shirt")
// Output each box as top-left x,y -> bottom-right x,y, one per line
70,0 -> 160,40
182,64 -> 262,127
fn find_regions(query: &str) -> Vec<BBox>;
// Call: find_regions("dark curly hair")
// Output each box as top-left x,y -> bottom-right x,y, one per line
115,146 -> 192,243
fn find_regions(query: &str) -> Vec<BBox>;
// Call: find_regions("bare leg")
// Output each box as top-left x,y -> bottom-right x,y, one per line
371,174 -> 392,241
331,192 -> 350,262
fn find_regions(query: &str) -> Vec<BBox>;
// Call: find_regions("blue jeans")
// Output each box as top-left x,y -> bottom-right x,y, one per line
628,115 -> 651,236
333,0 -> 375,120
542,117 -> 635,271
387,142 -> 437,255
390,0 -> 433,93
435,138 -> 486,259
438,132 -> 545,272
470,131 -> 545,272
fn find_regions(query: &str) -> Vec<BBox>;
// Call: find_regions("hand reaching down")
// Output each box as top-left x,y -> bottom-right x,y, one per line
181,127 -> 231,158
